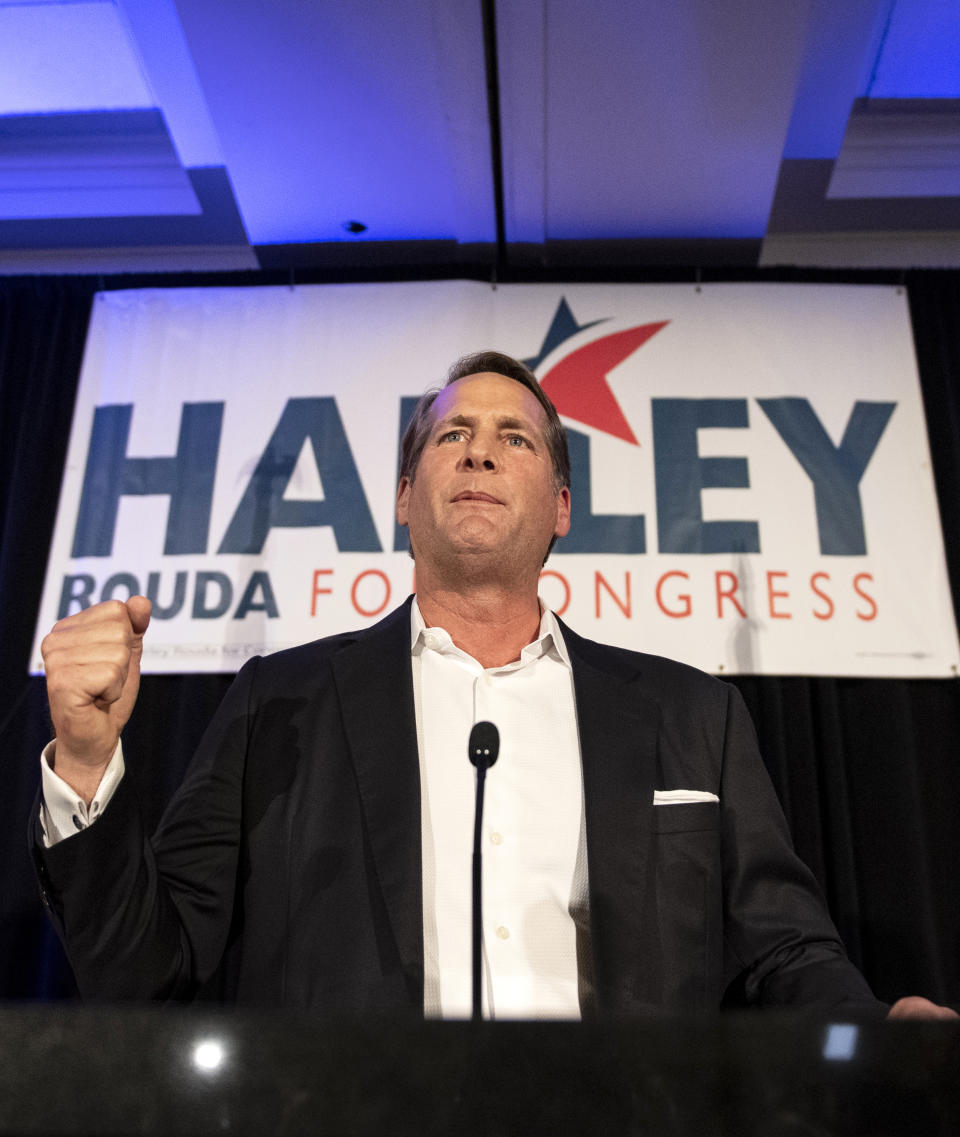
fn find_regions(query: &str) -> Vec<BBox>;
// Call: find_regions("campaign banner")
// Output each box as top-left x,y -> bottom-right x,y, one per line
31,281 -> 959,677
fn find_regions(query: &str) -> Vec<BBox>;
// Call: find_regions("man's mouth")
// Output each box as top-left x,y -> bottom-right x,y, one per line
452,491 -> 503,505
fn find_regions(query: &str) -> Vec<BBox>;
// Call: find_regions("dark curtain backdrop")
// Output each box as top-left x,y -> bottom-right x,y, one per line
2,271 -> 959,1006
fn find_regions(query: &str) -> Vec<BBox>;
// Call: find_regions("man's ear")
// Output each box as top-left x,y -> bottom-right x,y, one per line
396,477 -> 411,526
554,486 -> 571,539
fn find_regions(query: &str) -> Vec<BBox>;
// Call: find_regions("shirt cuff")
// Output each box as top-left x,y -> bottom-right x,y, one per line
39,739 -> 125,848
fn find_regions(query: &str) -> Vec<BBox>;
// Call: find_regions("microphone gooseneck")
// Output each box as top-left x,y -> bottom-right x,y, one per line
468,721 -> 500,1020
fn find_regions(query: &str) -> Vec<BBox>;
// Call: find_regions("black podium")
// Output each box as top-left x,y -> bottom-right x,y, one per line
0,1007 -> 957,1135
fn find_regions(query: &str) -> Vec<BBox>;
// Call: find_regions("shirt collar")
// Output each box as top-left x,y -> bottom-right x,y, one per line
410,596 -> 571,670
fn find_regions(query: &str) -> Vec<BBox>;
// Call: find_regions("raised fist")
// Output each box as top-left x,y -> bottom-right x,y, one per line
41,596 -> 152,798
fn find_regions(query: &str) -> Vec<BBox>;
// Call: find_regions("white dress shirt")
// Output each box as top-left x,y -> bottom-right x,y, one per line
40,600 -> 590,1019
39,739 -> 123,847
411,599 -> 588,1019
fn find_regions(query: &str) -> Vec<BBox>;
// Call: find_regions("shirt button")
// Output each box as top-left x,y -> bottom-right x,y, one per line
496,925 -> 510,940
489,832 -> 503,846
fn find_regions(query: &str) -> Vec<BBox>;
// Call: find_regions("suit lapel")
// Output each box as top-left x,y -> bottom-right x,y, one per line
561,622 -> 662,1014
328,603 -> 663,1014
331,598 -> 424,1002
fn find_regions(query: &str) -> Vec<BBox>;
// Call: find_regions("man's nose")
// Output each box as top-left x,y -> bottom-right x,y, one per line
461,436 -> 497,471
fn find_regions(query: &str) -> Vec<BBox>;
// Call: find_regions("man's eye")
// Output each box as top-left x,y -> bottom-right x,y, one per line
506,435 -> 530,448
440,430 -> 463,443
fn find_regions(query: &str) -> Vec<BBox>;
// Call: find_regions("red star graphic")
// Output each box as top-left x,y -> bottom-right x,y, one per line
539,322 -> 669,445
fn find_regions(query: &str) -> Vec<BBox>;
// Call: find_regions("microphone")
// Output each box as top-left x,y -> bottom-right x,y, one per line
468,721 -> 499,773
468,721 -> 499,1020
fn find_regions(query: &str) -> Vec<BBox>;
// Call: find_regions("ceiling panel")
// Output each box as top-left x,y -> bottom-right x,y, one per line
827,99 -> 960,199
1,0 -> 960,272
499,0 -> 812,241
172,0 -> 495,245
0,0 -> 153,115
780,0 -> 888,160
764,0 -> 960,266
0,110 -> 200,220
869,0 -> 960,98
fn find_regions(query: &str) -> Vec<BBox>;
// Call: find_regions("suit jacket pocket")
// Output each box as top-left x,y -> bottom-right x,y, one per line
651,800 -> 720,834
648,803 -> 723,1008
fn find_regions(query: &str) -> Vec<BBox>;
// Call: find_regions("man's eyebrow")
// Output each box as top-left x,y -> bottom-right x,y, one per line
434,413 -> 536,432
434,413 -> 473,430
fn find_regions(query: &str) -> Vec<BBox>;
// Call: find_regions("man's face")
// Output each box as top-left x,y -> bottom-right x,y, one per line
395,372 -> 571,577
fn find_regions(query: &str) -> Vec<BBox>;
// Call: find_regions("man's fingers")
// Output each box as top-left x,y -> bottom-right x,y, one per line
40,598 -> 149,770
126,595 -> 152,637
41,597 -> 149,714
46,651 -> 131,709
887,995 -> 959,1020
44,598 -> 134,635
42,598 -> 150,658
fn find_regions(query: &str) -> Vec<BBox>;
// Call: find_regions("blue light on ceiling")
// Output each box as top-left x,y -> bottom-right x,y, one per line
782,0 -> 960,161
0,2 -> 153,115
868,0 -> 960,97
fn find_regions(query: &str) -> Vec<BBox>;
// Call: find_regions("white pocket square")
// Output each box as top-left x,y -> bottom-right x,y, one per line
653,789 -> 720,805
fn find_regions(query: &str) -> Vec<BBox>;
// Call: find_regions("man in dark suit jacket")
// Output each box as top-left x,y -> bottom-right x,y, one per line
36,351 -> 952,1019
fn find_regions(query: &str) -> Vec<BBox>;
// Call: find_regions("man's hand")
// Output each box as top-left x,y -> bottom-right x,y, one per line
41,597 -> 152,802
887,996 -> 959,1020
